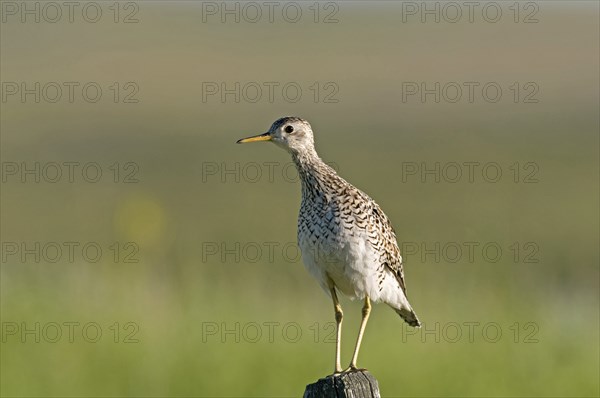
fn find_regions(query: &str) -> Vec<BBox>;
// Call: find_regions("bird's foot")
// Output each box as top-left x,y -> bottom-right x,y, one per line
330,365 -> 367,377
330,367 -> 343,376
342,365 -> 366,373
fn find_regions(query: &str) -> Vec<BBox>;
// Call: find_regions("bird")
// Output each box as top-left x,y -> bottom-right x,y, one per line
237,117 -> 421,374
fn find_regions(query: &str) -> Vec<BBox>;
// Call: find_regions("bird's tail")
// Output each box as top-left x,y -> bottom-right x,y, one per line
393,306 -> 421,327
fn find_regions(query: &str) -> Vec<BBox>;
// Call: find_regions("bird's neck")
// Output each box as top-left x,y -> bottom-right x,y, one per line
291,147 -> 321,169
291,148 -> 333,201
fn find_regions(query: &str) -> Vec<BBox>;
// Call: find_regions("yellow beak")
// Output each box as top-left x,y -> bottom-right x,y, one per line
236,132 -> 272,144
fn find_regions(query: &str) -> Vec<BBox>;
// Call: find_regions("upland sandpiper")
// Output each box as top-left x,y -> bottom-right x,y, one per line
237,117 -> 421,374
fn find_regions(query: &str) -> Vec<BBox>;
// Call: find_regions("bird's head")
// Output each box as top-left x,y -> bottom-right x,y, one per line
237,117 -> 315,155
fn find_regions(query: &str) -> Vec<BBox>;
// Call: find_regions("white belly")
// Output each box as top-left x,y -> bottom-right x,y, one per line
299,230 -> 379,300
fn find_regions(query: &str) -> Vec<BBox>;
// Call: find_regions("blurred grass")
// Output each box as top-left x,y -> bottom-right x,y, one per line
1,2 -> 599,397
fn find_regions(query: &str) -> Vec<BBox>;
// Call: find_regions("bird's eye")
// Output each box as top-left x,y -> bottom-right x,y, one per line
284,125 -> 294,134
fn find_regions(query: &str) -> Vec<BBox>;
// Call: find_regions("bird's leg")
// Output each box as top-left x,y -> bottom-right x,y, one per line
330,286 -> 343,374
347,296 -> 371,371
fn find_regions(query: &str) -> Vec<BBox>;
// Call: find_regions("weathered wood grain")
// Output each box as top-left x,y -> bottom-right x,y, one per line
303,370 -> 381,398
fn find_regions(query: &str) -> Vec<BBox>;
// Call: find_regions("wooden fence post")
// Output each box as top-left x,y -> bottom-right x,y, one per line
303,370 -> 381,398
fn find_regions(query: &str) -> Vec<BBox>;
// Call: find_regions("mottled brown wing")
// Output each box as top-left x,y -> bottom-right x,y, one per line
369,200 -> 407,294
346,184 -> 408,294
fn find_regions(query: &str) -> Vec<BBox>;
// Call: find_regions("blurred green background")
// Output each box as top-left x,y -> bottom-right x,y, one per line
1,1 -> 598,397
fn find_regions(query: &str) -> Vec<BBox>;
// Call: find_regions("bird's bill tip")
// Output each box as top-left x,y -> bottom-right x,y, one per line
236,132 -> 271,144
